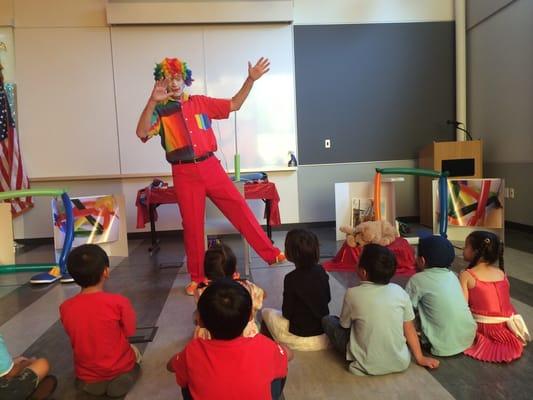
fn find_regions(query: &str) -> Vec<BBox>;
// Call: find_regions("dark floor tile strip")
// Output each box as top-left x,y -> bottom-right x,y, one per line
505,229 -> 533,255
0,245 -> 59,325
430,345 -> 533,400
508,276 -> 533,308
22,321 -> 100,400
0,283 -> 56,326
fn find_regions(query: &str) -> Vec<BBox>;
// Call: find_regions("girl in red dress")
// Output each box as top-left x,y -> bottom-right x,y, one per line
459,231 -> 528,363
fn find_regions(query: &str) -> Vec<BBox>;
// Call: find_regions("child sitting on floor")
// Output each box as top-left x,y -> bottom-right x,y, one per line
194,242 -> 265,338
261,229 -> 331,351
459,231 -> 530,363
168,279 -> 291,400
60,244 -> 142,398
322,244 -> 439,375
0,335 -> 57,400
405,235 -> 477,356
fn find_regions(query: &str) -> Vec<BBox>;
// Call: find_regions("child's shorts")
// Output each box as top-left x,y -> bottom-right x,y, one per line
0,367 -> 39,399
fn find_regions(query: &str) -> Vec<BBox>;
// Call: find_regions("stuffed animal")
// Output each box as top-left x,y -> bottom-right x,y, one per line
326,220 -> 416,277
340,220 -> 397,247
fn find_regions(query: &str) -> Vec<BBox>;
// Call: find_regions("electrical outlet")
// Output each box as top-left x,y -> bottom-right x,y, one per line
324,139 -> 331,149
509,188 -> 515,199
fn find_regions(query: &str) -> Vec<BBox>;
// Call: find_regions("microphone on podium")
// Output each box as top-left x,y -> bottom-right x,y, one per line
446,120 -> 473,141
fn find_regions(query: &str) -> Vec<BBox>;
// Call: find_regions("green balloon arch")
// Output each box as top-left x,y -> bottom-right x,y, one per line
374,168 -> 449,237
0,189 -> 75,279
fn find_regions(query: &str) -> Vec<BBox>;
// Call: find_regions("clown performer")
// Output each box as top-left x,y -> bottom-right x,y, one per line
136,57 -> 286,295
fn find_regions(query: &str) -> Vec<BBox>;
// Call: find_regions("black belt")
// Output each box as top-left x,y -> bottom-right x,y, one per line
172,152 -> 213,165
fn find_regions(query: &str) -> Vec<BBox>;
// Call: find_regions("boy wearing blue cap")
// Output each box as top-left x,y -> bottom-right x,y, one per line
405,236 -> 476,356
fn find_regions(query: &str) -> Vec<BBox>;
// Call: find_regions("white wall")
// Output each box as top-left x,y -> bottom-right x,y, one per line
467,0 -> 533,226
0,27 -> 14,82
298,160 -> 418,223
0,0 -> 14,26
466,0 -> 514,28
5,0 -> 454,238
294,0 -> 453,24
467,0 -> 533,164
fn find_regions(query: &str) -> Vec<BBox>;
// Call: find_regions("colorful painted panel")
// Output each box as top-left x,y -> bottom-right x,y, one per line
447,179 -> 504,228
52,195 -> 120,249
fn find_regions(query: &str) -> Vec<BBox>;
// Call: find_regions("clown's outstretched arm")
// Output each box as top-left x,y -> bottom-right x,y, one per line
136,78 -> 171,139
230,57 -> 270,112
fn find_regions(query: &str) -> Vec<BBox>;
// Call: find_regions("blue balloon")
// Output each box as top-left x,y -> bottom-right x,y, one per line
58,192 -> 75,274
438,176 -> 448,238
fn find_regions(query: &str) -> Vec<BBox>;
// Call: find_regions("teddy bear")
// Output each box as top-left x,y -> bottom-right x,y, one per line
325,220 -> 416,277
340,220 -> 397,247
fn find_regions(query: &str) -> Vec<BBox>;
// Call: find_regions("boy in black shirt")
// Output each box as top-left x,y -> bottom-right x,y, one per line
262,229 -> 331,350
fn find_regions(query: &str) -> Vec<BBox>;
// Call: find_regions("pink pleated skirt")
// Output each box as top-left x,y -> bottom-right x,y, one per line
464,322 -> 523,363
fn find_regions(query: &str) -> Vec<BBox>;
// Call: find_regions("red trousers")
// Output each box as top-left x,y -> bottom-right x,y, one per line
171,156 -> 281,282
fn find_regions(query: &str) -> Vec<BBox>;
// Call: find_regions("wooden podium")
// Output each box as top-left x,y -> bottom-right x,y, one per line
419,140 -> 483,227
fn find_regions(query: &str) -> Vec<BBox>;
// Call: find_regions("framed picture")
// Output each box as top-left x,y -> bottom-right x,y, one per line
447,179 -> 504,228
52,195 -> 120,250
350,198 -> 374,228
432,178 -> 505,243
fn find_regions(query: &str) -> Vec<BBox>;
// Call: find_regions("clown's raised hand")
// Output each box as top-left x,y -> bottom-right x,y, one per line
248,57 -> 270,81
150,78 -> 172,103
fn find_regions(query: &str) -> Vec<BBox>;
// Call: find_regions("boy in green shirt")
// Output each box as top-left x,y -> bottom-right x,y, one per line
322,244 -> 439,376
406,236 -> 476,356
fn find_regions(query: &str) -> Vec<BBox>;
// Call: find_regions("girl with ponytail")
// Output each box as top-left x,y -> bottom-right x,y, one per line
459,231 -> 529,362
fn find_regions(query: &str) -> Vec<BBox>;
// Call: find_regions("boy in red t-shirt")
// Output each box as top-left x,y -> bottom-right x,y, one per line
60,245 -> 141,398
168,279 -> 291,400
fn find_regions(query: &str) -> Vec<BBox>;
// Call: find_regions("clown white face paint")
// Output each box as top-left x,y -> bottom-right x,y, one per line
167,74 -> 185,99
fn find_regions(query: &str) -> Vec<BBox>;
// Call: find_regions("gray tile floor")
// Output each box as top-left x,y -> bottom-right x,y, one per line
1,227 -> 532,399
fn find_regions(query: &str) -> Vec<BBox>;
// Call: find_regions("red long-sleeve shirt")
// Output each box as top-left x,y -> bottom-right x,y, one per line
60,292 -> 137,382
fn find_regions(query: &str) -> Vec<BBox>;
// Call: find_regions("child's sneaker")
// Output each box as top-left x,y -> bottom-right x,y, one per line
185,281 -> 198,296
30,267 -> 61,284
60,272 -> 75,284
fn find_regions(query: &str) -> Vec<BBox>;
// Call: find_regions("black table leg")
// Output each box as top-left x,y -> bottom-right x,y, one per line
264,199 -> 273,242
147,202 -> 183,269
148,204 -> 160,255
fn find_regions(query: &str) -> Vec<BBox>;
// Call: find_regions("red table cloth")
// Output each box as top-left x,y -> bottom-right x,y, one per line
136,182 -> 281,229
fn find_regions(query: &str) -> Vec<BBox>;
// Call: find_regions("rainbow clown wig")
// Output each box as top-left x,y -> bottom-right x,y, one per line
153,58 -> 193,86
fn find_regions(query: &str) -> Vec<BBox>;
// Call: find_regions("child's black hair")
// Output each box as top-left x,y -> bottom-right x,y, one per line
284,229 -> 320,268
358,244 -> 397,284
197,278 -> 252,340
203,242 -> 237,281
67,244 -> 109,288
466,231 -> 504,270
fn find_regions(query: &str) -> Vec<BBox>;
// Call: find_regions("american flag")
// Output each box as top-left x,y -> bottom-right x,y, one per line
0,83 -> 32,216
